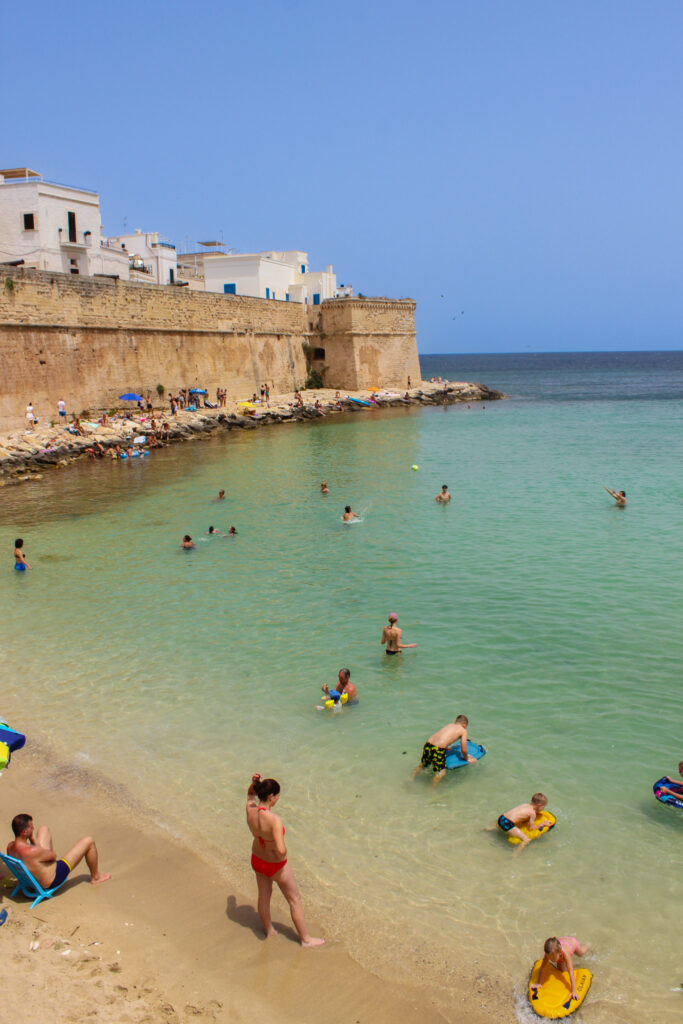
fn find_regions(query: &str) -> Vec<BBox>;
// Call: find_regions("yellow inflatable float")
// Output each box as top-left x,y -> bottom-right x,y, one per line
528,959 -> 592,1018
508,810 -> 556,844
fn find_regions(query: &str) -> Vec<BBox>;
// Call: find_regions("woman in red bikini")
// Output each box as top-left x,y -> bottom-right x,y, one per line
246,774 -> 325,947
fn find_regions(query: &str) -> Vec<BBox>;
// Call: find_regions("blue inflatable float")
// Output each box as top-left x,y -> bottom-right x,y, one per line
445,740 -> 486,770
653,776 -> 683,810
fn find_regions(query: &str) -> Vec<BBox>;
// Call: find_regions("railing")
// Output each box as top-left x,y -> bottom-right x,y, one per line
130,262 -> 153,275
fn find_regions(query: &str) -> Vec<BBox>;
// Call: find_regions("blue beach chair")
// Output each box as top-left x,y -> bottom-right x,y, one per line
0,853 -> 69,908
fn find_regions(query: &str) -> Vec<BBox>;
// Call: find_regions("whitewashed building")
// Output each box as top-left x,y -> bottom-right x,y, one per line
0,168 -> 129,278
178,248 -> 348,304
105,229 -> 177,285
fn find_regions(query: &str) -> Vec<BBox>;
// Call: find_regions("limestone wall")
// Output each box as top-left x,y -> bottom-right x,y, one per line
317,298 -> 420,390
0,269 -> 419,427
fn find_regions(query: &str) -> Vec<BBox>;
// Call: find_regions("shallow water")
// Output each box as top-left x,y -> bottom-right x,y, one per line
2,354 -> 682,1021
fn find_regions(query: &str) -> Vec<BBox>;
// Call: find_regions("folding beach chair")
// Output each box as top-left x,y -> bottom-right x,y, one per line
0,853 -> 69,908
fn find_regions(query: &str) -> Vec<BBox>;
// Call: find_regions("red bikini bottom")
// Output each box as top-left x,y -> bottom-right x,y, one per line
251,853 -> 287,878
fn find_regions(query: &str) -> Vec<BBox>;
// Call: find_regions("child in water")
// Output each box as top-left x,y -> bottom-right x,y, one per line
657,761 -> 683,799
531,936 -> 590,1002
14,539 -> 31,572
494,793 -> 550,850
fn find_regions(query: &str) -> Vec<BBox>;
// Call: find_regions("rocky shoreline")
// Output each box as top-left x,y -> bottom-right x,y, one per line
0,381 -> 503,486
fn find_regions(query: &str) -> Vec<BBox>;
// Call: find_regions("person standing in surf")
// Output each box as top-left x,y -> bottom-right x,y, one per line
14,539 -> 31,572
246,774 -> 324,947
381,613 -> 417,654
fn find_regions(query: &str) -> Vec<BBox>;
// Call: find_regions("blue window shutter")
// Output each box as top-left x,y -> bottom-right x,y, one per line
266,287 -> 270,299
223,283 -> 236,294
286,294 -> 289,301
313,293 -> 320,305
301,264 -> 305,274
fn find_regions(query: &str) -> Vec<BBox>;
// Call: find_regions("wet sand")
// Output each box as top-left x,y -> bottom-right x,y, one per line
0,747 -> 508,1024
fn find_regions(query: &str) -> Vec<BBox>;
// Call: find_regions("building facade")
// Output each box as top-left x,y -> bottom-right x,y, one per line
177,248 -> 351,304
105,230 -> 178,285
0,168 -> 130,278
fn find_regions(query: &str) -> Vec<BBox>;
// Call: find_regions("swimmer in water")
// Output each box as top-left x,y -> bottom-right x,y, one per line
381,613 -> 417,654
435,484 -> 451,503
217,489 -> 226,500
227,526 -> 238,535
321,668 -> 358,705
181,535 -> 195,549
320,482 -> 330,494
604,486 -> 627,507
342,505 -> 360,522
206,526 -> 221,535
14,538 -> 32,572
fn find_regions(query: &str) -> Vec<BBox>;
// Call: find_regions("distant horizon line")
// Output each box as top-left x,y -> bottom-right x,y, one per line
418,348 -> 683,357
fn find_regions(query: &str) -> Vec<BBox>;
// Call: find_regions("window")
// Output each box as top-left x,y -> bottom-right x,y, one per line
169,269 -> 175,284
223,283 -> 236,294
69,258 -> 79,275
300,264 -> 305,274
67,211 -> 77,242
23,213 -> 35,231
313,293 -> 320,305
313,348 -> 325,360
286,294 -> 289,301
265,287 -> 270,299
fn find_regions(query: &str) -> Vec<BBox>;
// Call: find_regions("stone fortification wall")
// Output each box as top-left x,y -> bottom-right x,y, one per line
0,270 -> 420,428
317,298 -> 420,390
0,268 -> 308,428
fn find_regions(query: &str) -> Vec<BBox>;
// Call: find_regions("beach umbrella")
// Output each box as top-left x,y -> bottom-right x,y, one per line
119,393 -> 142,401
189,388 -> 207,395
368,386 -> 380,392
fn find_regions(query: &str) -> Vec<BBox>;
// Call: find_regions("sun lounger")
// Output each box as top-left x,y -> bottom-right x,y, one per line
0,853 -> 70,908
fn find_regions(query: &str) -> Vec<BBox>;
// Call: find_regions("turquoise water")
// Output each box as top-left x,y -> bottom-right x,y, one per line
1,362 -> 682,1021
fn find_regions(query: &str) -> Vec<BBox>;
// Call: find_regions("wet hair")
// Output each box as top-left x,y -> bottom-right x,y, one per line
544,937 -> 561,956
531,792 -> 548,807
620,490 -> 626,497
14,539 -> 23,549
345,505 -> 351,513
339,668 -> 351,680
11,813 -> 32,837
442,484 -> 448,489
678,761 -> 683,774
455,714 -> 468,725
183,534 -> 192,542
252,777 -> 280,802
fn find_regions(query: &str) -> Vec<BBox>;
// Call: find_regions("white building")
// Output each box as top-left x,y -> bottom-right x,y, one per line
105,229 -> 177,285
0,168 -> 130,278
178,248 -> 349,304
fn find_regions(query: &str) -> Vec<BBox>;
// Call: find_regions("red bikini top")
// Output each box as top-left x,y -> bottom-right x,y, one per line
256,806 -> 284,848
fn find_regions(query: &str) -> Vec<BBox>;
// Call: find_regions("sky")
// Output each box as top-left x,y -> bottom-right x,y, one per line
3,0 -> 682,353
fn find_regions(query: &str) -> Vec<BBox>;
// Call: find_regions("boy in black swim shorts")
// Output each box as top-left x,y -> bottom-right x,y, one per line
412,715 -> 475,787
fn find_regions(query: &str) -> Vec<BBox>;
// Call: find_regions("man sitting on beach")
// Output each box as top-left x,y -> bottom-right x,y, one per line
8,813 -> 111,889
412,715 -> 474,786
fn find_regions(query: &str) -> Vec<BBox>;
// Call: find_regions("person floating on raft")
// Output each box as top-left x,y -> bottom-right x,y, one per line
491,793 -> 554,852
531,936 -> 591,1004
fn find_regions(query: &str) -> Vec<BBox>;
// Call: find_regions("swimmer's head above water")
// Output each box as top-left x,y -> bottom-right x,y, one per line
388,612 -> 398,622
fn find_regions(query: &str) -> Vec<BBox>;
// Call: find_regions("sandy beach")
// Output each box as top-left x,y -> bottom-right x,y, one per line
0,744 -> 509,1024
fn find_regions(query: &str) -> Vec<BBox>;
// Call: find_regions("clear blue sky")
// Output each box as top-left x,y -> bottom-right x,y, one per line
3,1 -> 681,352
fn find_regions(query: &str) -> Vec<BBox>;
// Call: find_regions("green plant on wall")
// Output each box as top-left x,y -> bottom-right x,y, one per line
304,367 -> 327,390
4,277 -> 14,292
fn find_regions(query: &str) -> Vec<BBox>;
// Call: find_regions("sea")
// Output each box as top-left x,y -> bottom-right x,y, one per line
1,351 -> 682,1022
